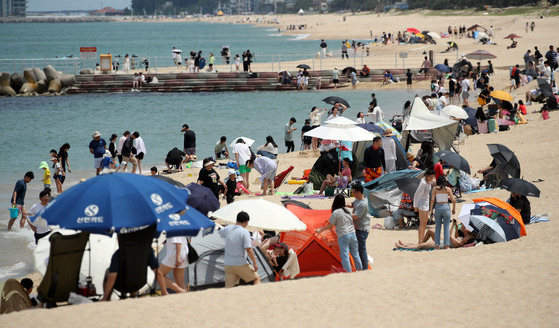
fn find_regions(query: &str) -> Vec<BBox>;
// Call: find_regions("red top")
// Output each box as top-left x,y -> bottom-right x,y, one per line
518,104 -> 527,115
434,162 -> 444,179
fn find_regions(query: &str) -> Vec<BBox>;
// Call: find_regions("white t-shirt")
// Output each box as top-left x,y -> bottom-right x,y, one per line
117,136 -> 126,155
161,236 -> 188,269
232,143 -> 252,166
371,106 -> 385,123
235,57 -> 240,66
257,143 -> 278,155
134,137 -> 146,155
382,137 -> 396,160
356,117 -> 366,124
309,110 -> 324,126
461,79 -> 470,92
28,203 -> 50,234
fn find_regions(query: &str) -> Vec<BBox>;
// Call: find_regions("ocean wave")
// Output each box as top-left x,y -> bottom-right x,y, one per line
0,261 -> 26,279
291,34 -> 311,41
268,33 -> 283,37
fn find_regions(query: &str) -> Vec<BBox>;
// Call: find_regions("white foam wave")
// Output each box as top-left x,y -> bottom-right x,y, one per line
0,261 -> 25,279
291,34 -> 311,40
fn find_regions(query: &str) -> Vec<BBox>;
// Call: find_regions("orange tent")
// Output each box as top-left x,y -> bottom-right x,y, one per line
281,205 -> 359,277
473,197 -> 527,236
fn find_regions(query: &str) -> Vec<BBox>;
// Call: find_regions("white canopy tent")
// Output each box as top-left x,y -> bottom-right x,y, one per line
401,97 -> 460,150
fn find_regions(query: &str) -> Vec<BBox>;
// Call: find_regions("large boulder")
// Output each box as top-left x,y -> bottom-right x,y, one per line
11,73 -> 23,93
33,67 -> 47,82
59,74 -> 76,87
19,82 -> 37,94
23,69 -> 37,84
36,80 -> 48,93
48,79 -> 62,93
43,65 -> 60,81
80,68 -> 94,75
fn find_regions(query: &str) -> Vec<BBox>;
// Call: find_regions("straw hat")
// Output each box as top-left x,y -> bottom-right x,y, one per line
406,152 -> 415,161
92,131 -> 101,138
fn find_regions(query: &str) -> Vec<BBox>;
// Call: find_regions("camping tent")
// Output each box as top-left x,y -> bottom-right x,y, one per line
353,135 -> 409,178
298,8 -> 305,15
401,97 -> 459,151
281,205 -> 362,276
158,229 -> 275,291
308,148 -> 339,190
362,170 -> 424,217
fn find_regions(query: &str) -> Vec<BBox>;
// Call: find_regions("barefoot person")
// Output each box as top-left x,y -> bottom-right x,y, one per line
429,176 -> 456,250
8,171 -> 34,230
246,156 -> 278,195
414,170 -> 436,244
158,236 -> 188,294
395,220 -> 476,250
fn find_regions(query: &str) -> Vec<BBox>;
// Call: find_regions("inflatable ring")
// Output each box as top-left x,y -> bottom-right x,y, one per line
287,180 -> 306,184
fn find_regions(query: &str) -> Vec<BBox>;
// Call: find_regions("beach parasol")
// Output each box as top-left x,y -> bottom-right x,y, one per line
185,183 -> 221,216
499,178 -> 540,197
341,66 -> 356,74
357,123 -> 385,134
229,136 -> 255,147
394,178 -> 421,198
487,144 -> 521,179
323,96 -> 350,108
297,64 -> 311,69
467,24 -> 487,32
407,27 -> 420,34
172,49 -> 183,53
489,90 -> 514,102
35,173 -> 189,235
434,150 -> 471,174
427,32 -> 441,39
504,33 -> 522,39
471,204 -> 522,241
440,105 -> 469,120
468,215 -> 507,243
465,50 -> 497,61
447,41 -> 459,50
434,64 -> 451,73
157,206 -> 215,238
152,175 -> 185,188
209,198 -> 307,232
304,120 -> 375,142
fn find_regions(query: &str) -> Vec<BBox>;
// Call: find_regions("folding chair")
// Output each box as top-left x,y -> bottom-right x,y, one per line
113,224 -> 157,299
485,173 -> 502,189
37,231 -> 90,307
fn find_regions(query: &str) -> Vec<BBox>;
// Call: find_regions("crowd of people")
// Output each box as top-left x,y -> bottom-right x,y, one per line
171,46 -> 254,73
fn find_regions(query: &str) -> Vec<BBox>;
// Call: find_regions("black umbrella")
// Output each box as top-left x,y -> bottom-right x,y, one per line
322,96 -> 350,108
434,150 -> 471,174
434,64 -> 451,73
499,178 -> 540,197
357,123 -> 385,134
394,178 -> 421,198
185,182 -> 220,216
152,175 -> 185,188
342,66 -> 356,74
537,77 -> 558,110
296,64 -> 311,69
487,144 -> 521,178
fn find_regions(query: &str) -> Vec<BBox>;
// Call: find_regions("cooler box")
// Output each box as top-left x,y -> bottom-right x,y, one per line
488,119 -> 497,133
478,121 -> 488,134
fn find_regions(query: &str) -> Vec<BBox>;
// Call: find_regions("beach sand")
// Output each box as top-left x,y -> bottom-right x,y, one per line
2,11 -> 558,327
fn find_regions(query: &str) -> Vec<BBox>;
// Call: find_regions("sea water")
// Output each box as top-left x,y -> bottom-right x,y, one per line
0,20 -> 424,280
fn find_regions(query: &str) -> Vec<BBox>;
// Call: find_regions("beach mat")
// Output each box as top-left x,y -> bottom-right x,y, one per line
393,248 -> 434,252
465,188 -> 495,194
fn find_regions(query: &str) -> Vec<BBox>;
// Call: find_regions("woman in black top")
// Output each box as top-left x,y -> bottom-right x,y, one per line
58,143 -> 71,173
197,158 -> 226,199
108,134 -> 118,162
508,193 -> 531,224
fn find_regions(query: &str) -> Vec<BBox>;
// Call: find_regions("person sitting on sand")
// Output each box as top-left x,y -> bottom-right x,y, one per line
392,192 -> 415,229
259,238 -> 290,277
395,220 -> 476,250
319,157 -> 353,195
256,136 -> 279,159
508,192 -> 531,224
507,40 -> 518,49
225,170 -> 241,204
215,136 -> 229,159
198,158 -> 227,200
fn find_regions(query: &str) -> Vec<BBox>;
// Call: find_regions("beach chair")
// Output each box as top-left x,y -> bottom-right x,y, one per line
273,166 -> 294,191
113,224 -> 156,299
36,231 -> 90,307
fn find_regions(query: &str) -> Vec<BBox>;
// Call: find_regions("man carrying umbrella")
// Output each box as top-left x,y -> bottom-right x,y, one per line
363,137 -> 385,182
220,211 -> 261,288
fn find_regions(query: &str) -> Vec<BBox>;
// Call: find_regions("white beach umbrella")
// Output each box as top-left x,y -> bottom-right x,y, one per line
304,121 -> 376,142
324,116 -> 358,125
229,136 -> 255,148
440,105 -> 469,119
427,32 -> 441,39
209,198 -> 307,232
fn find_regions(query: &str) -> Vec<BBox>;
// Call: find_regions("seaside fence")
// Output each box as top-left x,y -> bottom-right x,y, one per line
0,50 -> 455,75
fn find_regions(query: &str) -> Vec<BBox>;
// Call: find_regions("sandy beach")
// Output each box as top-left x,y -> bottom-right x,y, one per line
2,10 -> 559,327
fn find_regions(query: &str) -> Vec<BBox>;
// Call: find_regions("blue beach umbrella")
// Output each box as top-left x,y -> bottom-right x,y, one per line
434,64 -> 451,73
185,183 -> 220,216
37,173 -> 189,235
157,205 -> 216,238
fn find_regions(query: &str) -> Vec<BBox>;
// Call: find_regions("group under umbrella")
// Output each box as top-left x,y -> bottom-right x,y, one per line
487,144 -> 521,178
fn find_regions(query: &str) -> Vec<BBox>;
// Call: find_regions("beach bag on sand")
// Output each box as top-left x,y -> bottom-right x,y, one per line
542,110 -> 550,120
384,216 -> 395,230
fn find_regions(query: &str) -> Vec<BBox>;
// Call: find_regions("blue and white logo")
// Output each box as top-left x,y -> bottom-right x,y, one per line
151,193 -> 163,206
84,205 -> 99,216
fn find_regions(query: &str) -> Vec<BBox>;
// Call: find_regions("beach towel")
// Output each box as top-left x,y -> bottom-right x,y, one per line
281,249 -> 300,279
529,215 -> 550,224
